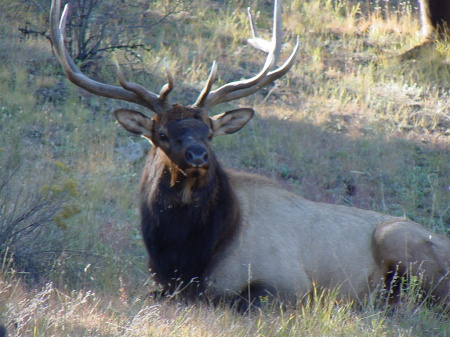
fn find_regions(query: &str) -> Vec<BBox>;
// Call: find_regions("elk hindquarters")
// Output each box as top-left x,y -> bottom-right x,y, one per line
374,220 -> 450,303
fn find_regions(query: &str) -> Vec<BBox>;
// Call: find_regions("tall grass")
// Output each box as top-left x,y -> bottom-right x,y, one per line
0,0 -> 449,335
1,275 -> 448,336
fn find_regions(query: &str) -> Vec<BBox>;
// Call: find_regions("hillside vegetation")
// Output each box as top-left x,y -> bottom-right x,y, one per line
0,0 -> 449,335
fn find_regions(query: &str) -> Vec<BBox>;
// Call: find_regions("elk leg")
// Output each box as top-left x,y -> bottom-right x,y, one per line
233,282 -> 278,313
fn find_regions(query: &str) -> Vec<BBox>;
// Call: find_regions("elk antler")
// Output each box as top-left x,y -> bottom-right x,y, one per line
50,0 -> 298,114
193,0 -> 300,110
50,0 -> 173,114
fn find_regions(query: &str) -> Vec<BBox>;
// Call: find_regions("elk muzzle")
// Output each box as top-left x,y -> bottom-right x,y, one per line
185,145 -> 209,168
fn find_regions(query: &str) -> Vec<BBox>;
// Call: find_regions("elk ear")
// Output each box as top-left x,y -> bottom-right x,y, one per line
114,109 -> 153,138
211,108 -> 254,136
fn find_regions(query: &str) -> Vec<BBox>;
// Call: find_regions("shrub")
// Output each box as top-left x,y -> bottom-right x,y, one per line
0,151 -> 79,282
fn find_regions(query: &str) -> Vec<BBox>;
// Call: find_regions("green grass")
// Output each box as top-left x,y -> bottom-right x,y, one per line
0,0 -> 449,335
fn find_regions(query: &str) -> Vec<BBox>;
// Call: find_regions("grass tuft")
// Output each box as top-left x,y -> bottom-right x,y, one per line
0,0 -> 449,335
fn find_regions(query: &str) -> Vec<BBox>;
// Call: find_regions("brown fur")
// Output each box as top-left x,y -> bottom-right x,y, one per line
206,172 -> 450,307
115,106 -> 450,309
398,0 -> 450,60
373,220 -> 450,302
419,0 -> 450,40
49,0 -> 447,309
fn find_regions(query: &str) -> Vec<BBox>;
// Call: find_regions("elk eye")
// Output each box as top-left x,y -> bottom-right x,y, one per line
159,132 -> 168,141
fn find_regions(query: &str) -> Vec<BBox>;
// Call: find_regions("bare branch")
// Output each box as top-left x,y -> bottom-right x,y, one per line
50,0 -> 172,114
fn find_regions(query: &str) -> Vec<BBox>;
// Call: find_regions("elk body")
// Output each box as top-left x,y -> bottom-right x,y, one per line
419,0 -> 450,41
400,0 -> 450,60
50,0 -> 450,309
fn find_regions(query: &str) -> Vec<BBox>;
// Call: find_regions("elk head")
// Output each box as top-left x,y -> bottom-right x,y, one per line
50,0 -> 299,180
113,105 -> 254,188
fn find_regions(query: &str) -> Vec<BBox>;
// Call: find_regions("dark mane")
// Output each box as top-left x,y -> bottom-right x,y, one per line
140,145 -> 240,296
50,0 -> 450,311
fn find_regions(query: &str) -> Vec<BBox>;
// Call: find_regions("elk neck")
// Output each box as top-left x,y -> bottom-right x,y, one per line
139,144 -> 241,289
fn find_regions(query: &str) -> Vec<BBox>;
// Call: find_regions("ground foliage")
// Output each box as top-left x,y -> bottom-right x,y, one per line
0,0 -> 449,335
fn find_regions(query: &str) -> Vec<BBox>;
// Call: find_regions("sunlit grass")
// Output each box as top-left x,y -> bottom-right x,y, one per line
1,274 -> 448,336
0,0 -> 450,335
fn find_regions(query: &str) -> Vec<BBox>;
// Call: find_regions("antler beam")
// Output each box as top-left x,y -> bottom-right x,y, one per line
50,0 -> 172,114
193,0 -> 300,110
50,0 -> 298,114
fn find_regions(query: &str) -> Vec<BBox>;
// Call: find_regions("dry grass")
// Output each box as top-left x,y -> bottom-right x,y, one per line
1,0 -> 450,335
1,273 -> 448,336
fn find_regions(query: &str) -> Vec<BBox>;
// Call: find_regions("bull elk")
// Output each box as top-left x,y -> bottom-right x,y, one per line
419,0 -> 450,41
50,0 -> 450,310
400,0 -> 450,60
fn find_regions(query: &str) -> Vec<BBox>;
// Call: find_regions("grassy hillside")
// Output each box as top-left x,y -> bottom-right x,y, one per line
0,0 -> 449,335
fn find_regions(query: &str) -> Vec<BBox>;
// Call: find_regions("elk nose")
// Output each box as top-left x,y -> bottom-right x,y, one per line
185,145 -> 208,167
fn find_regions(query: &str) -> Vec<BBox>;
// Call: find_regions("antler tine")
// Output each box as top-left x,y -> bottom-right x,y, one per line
158,59 -> 175,104
247,1 -> 281,66
215,36 -> 299,103
193,61 -> 218,109
115,60 -> 174,113
193,0 -> 299,110
50,0 -> 171,114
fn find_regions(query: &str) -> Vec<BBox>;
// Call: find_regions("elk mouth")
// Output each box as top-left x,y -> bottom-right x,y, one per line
184,166 -> 208,178
169,162 -> 208,187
